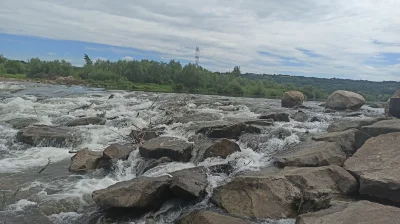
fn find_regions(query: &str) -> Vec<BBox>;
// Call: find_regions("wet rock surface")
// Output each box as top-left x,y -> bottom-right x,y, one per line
66,117 -> 106,126
313,129 -> 357,156
202,138 -> 241,161
282,91 -> 305,108
196,122 -> 261,139
354,119 -> 400,148
169,167 -> 208,200
259,112 -> 290,122
16,125 -> 78,147
327,117 -> 387,132
4,117 -> 40,129
139,137 -> 194,162
177,210 -> 251,224
69,149 -> 103,173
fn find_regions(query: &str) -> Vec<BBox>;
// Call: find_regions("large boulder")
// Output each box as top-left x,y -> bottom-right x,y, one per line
177,210 -> 250,224
69,149 -> 103,173
4,117 -> 39,129
312,129 -> 357,156
325,90 -> 365,111
296,200 -> 400,224
139,137 -> 193,162
344,132 -> 400,203
16,125 -> 78,147
282,91 -> 305,108
274,141 -> 347,168
103,143 -> 135,161
170,167 -> 208,200
354,119 -> 400,149
259,112 -> 290,122
196,123 -> 261,139
327,117 -> 387,132
202,139 -> 240,161
66,117 -> 106,127
388,90 -> 400,118
211,165 -> 357,219
92,176 -> 171,210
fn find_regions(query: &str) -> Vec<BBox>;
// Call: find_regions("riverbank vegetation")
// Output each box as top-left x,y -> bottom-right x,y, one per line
0,54 -> 396,101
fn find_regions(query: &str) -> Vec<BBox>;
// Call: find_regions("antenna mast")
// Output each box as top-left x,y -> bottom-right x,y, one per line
195,46 -> 200,67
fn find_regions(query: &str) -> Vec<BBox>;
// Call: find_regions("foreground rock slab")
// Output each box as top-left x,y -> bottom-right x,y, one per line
170,167 -> 208,200
345,132 -> 400,203
92,176 -> 171,210
211,165 -> 357,219
139,137 -> 193,162
177,210 -> 250,224
296,200 -> 400,224
196,122 -> 261,139
69,149 -> 103,173
355,119 -> 400,148
282,91 -> 304,108
274,141 -> 347,167
325,90 -> 365,111
313,129 -> 357,156
16,125 -> 78,147
66,117 -> 106,127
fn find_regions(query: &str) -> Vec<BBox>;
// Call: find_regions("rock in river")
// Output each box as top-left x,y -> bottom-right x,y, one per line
281,91 -> 305,108
103,143 -> 135,161
325,90 -> 365,111
66,117 -> 106,127
293,110 -> 308,122
139,137 -> 194,162
296,200 -> 400,224
259,112 -> 290,122
327,117 -> 387,132
69,149 -> 103,173
354,118 -> 400,149
4,117 -> 39,129
129,129 -> 160,142
313,129 -> 357,156
92,176 -> 171,210
202,138 -> 241,161
345,132 -> 400,203
211,165 -> 357,219
16,125 -> 78,147
274,141 -> 347,168
177,210 -> 250,224
170,167 -> 208,200
196,122 -> 261,139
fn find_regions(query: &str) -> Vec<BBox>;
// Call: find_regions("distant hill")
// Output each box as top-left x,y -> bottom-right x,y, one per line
243,73 -> 400,102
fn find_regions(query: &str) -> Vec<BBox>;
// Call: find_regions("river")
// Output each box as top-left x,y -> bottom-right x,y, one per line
0,81 -> 384,224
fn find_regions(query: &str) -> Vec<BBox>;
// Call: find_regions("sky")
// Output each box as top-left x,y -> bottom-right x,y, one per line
0,0 -> 400,81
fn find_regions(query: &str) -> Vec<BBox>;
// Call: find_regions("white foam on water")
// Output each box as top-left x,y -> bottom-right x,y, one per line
48,212 -> 83,224
7,199 -> 37,211
0,147 -> 72,172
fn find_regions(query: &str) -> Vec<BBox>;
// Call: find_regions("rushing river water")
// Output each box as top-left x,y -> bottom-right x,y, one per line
0,81 -> 384,224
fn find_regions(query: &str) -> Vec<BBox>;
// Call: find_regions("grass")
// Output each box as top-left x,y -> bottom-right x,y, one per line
0,73 -> 27,79
132,83 -> 173,93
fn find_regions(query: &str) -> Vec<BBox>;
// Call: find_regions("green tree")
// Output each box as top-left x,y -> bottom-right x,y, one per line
0,64 -> 5,75
232,66 -> 241,77
4,60 -> 25,74
84,54 -> 93,66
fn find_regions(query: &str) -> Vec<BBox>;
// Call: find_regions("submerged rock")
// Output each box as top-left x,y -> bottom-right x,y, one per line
139,137 -> 193,162
313,129 -> 357,156
196,122 -> 261,139
202,139 -> 240,161
259,112 -> 290,122
5,117 -> 39,129
129,130 -> 159,142
354,119 -> 400,149
176,112 -> 223,123
170,167 -> 208,200
325,90 -> 365,111
69,149 -> 103,173
103,143 -> 135,161
296,200 -> 400,224
66,117 -> 106,127
177,210 -> 250,224
345,132 -> 400,203
211,165 -> 356,219
92,176 -> 171,210
293,111 -> 308,122
135,157 -> 173,176
274,141 -> 347,167
281,91 -> 305,108
16,125 -> 78,147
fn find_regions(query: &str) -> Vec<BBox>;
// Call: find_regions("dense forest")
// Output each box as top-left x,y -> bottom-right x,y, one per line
0,54 -> 397,102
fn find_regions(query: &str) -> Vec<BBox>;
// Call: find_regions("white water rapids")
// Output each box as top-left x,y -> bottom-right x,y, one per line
0,81 -> 384,224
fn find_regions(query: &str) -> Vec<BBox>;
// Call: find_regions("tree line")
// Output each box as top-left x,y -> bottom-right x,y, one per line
2,53 -> 390,102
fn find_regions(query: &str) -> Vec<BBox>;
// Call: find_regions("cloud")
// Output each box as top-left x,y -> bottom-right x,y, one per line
122,56 -> 134,61
94,57 -> 107,61
0,0 -> 400,80
48,52 -> 56,56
